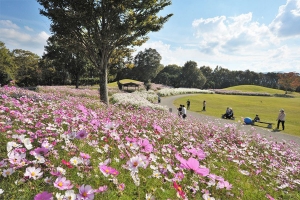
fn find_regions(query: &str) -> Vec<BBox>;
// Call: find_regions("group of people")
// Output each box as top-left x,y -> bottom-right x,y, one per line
186,99 -> 206,111
176,99 -> 286,130
243,109 -> 286,130
177,104 -> 187,119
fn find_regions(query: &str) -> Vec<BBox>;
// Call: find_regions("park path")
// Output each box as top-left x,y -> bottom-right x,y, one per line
160,94 -> 300,147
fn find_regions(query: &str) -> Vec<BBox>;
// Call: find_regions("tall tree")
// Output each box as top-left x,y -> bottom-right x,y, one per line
153,64 -> 181,87
37,0 -> 172,105
132,48 -> 162,83
43,35 -> 88,88
278,72 -> 300,93
0,41 -> 16,85
180,61 -> 206,88
12,49 -> 40,86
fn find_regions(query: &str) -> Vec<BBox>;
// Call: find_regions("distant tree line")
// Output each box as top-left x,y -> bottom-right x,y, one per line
1,40 -> 299,92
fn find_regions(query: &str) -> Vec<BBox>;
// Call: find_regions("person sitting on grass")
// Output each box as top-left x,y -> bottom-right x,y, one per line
223,107 -> 234,119
254,114 -> 260,122
251,114 -> 260,125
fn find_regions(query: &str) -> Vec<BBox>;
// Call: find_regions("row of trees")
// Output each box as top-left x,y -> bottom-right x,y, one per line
1,38 -> 300,93
1,39 -> 300,93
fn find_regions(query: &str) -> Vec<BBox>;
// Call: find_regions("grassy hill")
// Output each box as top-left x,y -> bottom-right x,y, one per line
225,85 -> 300,97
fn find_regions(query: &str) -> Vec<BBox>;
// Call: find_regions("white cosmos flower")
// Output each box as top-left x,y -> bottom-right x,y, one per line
0,189 -> 3,194
24,166 -> 43,180
34,154 -> 45,164
70,157 -> 82,166
57,167 -> 66,175
239,170 -> 250,176
22,138 -> 33,150
56,193 -> 64,200
2,168 -> 15,177
44,177 -> 52,184
7,142 -> 21,153
65,190 -> 76,200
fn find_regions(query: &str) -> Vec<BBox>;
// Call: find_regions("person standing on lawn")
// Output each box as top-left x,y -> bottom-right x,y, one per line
276,109 -> 286,130
202,100 -> 206,111
186,99 -> 190,110
182,105 -> 187,119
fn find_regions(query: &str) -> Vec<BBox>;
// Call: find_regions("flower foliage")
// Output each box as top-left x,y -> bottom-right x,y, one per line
0,86 -> 300,199
158,88 -> 214,97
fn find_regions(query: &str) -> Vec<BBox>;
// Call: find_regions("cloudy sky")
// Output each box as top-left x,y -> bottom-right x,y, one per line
1,0 -> 300,73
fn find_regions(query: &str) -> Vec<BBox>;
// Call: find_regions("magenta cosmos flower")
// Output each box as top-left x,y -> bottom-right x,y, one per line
76,130 -> 88,139
138,138 -> 153,153
34,191 -> 53,200
99,165 -> 119,177
77,184 -> 94,200
54,177 -> 73,190
175,154 -> 209,176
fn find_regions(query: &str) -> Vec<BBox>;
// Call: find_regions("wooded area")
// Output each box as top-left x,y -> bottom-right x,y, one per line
1,40 -> 300,93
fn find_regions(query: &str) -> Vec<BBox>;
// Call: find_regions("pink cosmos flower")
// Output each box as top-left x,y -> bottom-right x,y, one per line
0,160 -> 7,167
77,184 -> 94,200
266,194 -> 275,200
24,166 -> 43,180
216,180 -> 232,190
186,147 -> 206,160
174,171 -> 185,181
80,152 -> 91,165
138,138 -> 153,153
153,124 -> 163,133
175,154 -> 209,176
80,152 -> 91,160
34,147 -> 49,155
99,165 -> 119,177
94,185 -> 108,193
76,130 -> 88,139
34,191 -> 53,200
118,183 -> 125,191
54,177 -> 73,190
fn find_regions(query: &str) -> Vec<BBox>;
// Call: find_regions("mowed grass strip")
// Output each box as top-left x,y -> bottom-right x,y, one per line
174,93 -> 300,137
225,85 -> 300,97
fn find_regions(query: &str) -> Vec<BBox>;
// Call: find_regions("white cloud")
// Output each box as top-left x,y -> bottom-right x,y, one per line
135,0 -> 300,74
0,20 -> 19,29
270,0 -> 300,37
0,24 -> 49,56
25,26 -> 34,31
191,12 -> 279,55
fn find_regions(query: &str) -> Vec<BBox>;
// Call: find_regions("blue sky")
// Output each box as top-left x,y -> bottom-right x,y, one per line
1,0 -> 300,73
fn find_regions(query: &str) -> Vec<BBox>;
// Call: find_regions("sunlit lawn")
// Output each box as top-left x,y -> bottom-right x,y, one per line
174,87 -> 300,137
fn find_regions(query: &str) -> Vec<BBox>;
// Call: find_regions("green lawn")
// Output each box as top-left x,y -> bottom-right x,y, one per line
174,86 -> 300,137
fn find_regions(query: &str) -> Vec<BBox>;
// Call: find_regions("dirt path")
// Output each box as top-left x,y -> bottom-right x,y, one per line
160,94 -> 300,147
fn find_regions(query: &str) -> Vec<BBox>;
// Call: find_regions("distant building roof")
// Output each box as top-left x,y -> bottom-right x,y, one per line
121,82 -> 142,86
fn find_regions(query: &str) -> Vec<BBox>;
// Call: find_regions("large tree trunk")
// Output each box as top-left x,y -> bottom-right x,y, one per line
75,73 -> 79,89
99,64 -> 109,105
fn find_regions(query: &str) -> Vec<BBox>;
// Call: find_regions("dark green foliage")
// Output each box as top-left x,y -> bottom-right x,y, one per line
179,61 -> 206,88
132,48 -> 162,83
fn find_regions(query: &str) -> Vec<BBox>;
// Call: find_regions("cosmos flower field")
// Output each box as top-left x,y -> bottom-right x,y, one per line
0,86 -> 299,200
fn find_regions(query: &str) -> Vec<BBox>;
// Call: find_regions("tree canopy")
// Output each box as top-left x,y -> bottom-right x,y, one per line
132,48 -> 162,83
37,0 -> 173,104
278,72 -> 300,93
0,41 -> 16,85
